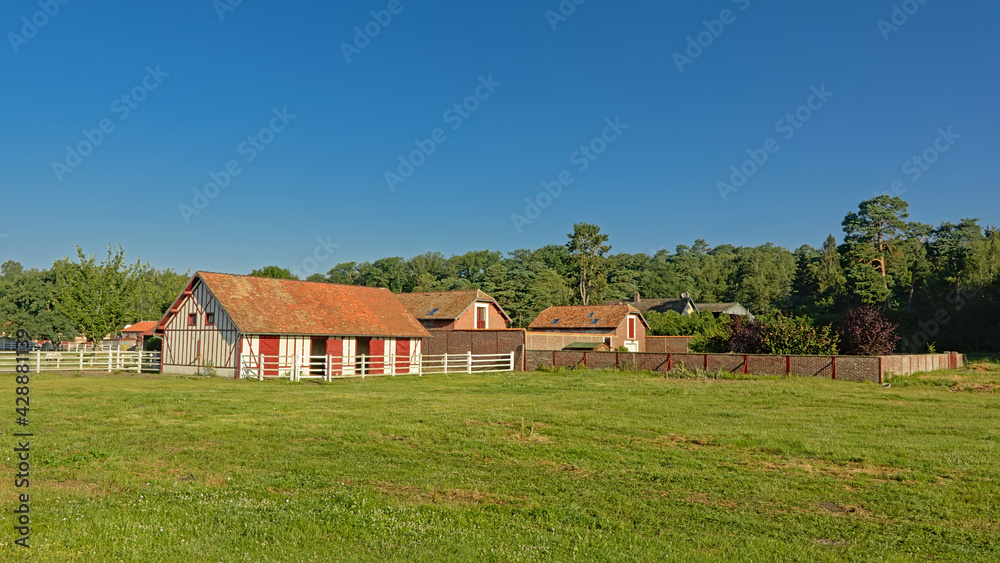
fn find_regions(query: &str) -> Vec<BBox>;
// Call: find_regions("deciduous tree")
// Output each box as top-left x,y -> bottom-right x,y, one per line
53,245 -> 144,346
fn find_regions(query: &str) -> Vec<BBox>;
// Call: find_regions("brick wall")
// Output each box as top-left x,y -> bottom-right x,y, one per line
451,302 -> 508,330
524,350 -> 966,383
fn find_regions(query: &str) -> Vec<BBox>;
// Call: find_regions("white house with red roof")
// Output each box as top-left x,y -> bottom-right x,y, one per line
155,272 -> 429,378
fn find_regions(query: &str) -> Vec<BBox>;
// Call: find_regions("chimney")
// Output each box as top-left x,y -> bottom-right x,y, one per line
633,291 -> 640,303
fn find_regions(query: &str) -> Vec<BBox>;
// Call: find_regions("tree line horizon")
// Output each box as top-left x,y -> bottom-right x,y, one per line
3,196 -> 998,352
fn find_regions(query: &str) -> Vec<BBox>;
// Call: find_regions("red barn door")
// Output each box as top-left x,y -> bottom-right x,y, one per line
259,336 -> 280,377
369,338 -> 385,375
395,339 -> 411,374
327,337 -> 344,376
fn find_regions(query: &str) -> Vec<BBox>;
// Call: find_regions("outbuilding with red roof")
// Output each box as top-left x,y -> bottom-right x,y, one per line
527,304 -> 649,352
120,320 -> 158,350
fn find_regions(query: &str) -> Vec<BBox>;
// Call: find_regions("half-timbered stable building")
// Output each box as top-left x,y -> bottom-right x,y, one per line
155,272 -> 429,378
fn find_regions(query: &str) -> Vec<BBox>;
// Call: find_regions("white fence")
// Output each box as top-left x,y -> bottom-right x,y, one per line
0,350 -> 161,373
238,352 -> 515,381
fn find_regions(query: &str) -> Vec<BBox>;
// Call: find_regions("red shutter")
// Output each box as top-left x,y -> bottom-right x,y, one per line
628,317 -> 636,340
395,339 -> 411,374
369,339 -> 385,375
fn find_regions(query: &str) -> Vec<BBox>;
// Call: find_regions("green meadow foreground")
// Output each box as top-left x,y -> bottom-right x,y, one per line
2,363 -> 999,562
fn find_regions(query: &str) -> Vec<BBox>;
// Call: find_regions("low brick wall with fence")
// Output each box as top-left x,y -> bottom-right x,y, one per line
525,350 -> 965,383
425,329 -> 526,370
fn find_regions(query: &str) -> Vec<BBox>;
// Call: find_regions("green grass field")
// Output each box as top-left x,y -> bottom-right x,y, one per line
2,361 -> 999,561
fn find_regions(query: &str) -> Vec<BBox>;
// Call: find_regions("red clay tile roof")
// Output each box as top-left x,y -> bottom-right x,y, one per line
190,272 -> 430,338
528,305 -> 649,330
121,321 -> 158,335
396,290 -> 511,322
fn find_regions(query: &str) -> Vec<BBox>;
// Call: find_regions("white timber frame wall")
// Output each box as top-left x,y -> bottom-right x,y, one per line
237,335 -> 423,378
161,280 -> 239,375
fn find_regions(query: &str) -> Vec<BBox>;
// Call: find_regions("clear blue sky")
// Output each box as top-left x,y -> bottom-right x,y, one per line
2,0 -> 998,276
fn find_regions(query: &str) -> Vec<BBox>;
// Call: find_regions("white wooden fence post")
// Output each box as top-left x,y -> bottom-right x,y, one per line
361,355 -> 366,379
258,356 -> 264,381
325,355 -> 331,382
416,354 -> 422,376
107,350 -> 112,372
136,351 -> 141,373
79,349 -> 84,371
443,353 -> 448,374
467,351 -> 472,374
509,351 -> 515,372
292,354 -> 300,382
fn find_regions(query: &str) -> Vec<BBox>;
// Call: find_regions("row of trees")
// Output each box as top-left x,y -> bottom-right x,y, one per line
283,196 -> 998,351
0,247 -> 188,346
2,196 -> 997,351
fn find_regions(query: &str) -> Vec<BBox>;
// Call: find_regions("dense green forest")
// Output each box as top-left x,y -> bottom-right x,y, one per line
2,196 -> 998,351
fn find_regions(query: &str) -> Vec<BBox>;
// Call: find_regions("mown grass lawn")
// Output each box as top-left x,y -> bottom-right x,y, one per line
1,364 -> 999,562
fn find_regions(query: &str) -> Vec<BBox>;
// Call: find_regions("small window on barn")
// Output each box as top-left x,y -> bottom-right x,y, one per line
551,319 -> 560,325
591,319 -> 600,325
206,313 -> 215,326
427,308 -> 440,315
187,313 -> 197,326
588,312 -> 594,318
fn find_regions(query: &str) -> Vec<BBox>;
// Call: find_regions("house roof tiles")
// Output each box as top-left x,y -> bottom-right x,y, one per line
396,290 -> 511,322
121,321 -> 158,335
